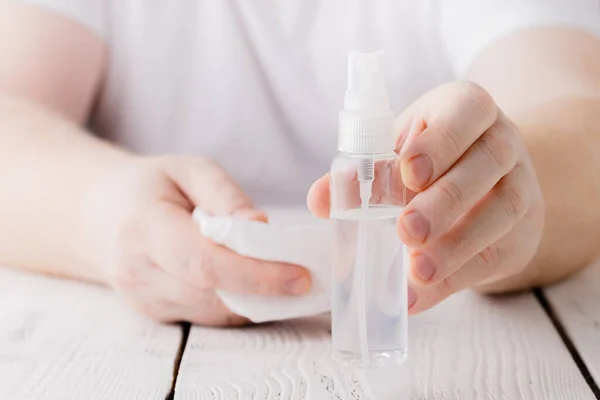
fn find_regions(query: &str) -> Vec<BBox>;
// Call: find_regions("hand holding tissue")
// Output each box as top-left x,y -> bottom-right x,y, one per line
193,208 -> 331,323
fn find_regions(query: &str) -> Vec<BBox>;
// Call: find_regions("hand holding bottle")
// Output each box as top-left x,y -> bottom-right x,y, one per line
308,81 -> 544,315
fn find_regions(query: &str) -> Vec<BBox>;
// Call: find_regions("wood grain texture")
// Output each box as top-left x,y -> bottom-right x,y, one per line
176,290 -> 594,399
544,258 -> 600,386
0,267 -> 181,400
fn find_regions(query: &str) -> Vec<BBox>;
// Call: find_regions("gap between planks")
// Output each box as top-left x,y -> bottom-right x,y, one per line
168,287 -> 600,399
174,290 -> 595,399
534,288 -> 600,399
0,267 -> 182,400
166,323 -> 191,400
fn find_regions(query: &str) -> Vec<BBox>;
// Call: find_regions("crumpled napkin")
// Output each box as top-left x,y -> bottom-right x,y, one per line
192,208 -> 331,323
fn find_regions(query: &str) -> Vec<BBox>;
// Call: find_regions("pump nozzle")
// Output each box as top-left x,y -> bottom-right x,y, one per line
345,51 -> 388,113
338,51 -> 394,155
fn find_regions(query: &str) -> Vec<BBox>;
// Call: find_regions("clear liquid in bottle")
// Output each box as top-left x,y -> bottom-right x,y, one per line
331,205 -> 408,367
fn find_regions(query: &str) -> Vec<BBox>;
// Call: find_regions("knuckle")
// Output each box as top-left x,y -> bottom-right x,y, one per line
476,243 -> 502,270
496,183 -> 528,220
444,226 -> 476,254
174,285 -> 204,306
447,229 -> 465,250
437,122 -> 463,156
459,81 -> 498,123
476,127 -> 517,172
437,276 -> 456,297
186,252 -> 217,290
245,263 -> 292,296
220,259 -> 272,295
218,186 -> 252,213
237,274 -> 261,293
249,271 -> 280,295
506,187 -> 528,218
198,167 -> 252,214
437,179 -> 465,212
112,261 -> 143,287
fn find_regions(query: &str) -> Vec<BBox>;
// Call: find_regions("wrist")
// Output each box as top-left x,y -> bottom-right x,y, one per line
74,148 -> 141,284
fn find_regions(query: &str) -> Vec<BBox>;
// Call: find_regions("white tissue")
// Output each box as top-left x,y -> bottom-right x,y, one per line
192,208 -> 331,323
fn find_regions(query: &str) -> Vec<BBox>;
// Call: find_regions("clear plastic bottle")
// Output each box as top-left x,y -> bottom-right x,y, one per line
330,51 -> 408,368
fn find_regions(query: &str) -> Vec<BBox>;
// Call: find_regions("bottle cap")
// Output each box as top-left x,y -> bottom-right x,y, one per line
338,51 -> 394,154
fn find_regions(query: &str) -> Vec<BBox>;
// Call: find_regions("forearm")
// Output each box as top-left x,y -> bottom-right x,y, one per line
479,96 -> 600,292
0,94 -> 135,283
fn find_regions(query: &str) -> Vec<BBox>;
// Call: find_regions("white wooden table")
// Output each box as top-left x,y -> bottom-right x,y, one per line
1,209 -> 599,400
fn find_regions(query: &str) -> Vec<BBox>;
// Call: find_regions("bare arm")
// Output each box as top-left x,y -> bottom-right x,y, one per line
467,27 -> 600,291
0,3 -> 135,282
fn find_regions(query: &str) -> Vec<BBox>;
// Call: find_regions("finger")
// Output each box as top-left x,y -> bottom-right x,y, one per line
176,291 -> 250,327
408,164 -> 530,286
307,168 -> 370,219
399,82 -> 498,191
408,215 -> 537,315
210,245 -> 312,297
112,258 -> 194,324
372,156 -> 413,206
309,169 -> 369,215
146,203 -> 312,296
307,173 -> 330,218
141,264 -> 251,326
162,156 -> 263,217
393,110 -> 422,153
142,262 -> 209,308
398,116 -> 518,246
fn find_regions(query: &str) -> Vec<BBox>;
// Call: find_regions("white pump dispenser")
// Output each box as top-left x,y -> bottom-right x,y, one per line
338,51 -> 394,155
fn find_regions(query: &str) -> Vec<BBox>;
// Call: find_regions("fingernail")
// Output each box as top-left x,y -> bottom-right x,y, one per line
405,154 -> 432,188
232,208 -> 268,223
401,210 -> 430,243
413,253 -> 437,283
408,286 -> 418,309
285,276 -> 311,295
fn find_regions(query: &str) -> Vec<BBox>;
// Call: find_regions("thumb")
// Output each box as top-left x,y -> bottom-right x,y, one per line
162,156 -> 267,221
307,173 -> 330,219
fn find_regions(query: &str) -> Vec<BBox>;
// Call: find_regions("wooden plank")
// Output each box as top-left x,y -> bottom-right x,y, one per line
176,291 -> 594,399
544,258 -> 600,387
0,267 -> 182,400
174,209 -> 594,399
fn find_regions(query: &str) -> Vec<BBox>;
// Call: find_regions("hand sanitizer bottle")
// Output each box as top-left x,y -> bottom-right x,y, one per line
330,51 -> 408,368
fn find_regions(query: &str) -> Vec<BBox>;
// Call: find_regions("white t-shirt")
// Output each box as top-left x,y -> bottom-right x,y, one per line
22,0 -> 600,205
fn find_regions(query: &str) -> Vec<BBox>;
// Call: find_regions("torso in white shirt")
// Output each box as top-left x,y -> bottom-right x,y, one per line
23,0 -> 600,205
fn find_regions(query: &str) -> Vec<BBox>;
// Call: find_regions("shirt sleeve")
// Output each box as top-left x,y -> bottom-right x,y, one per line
20,0 -> 106,39
437,0 -> 600,77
